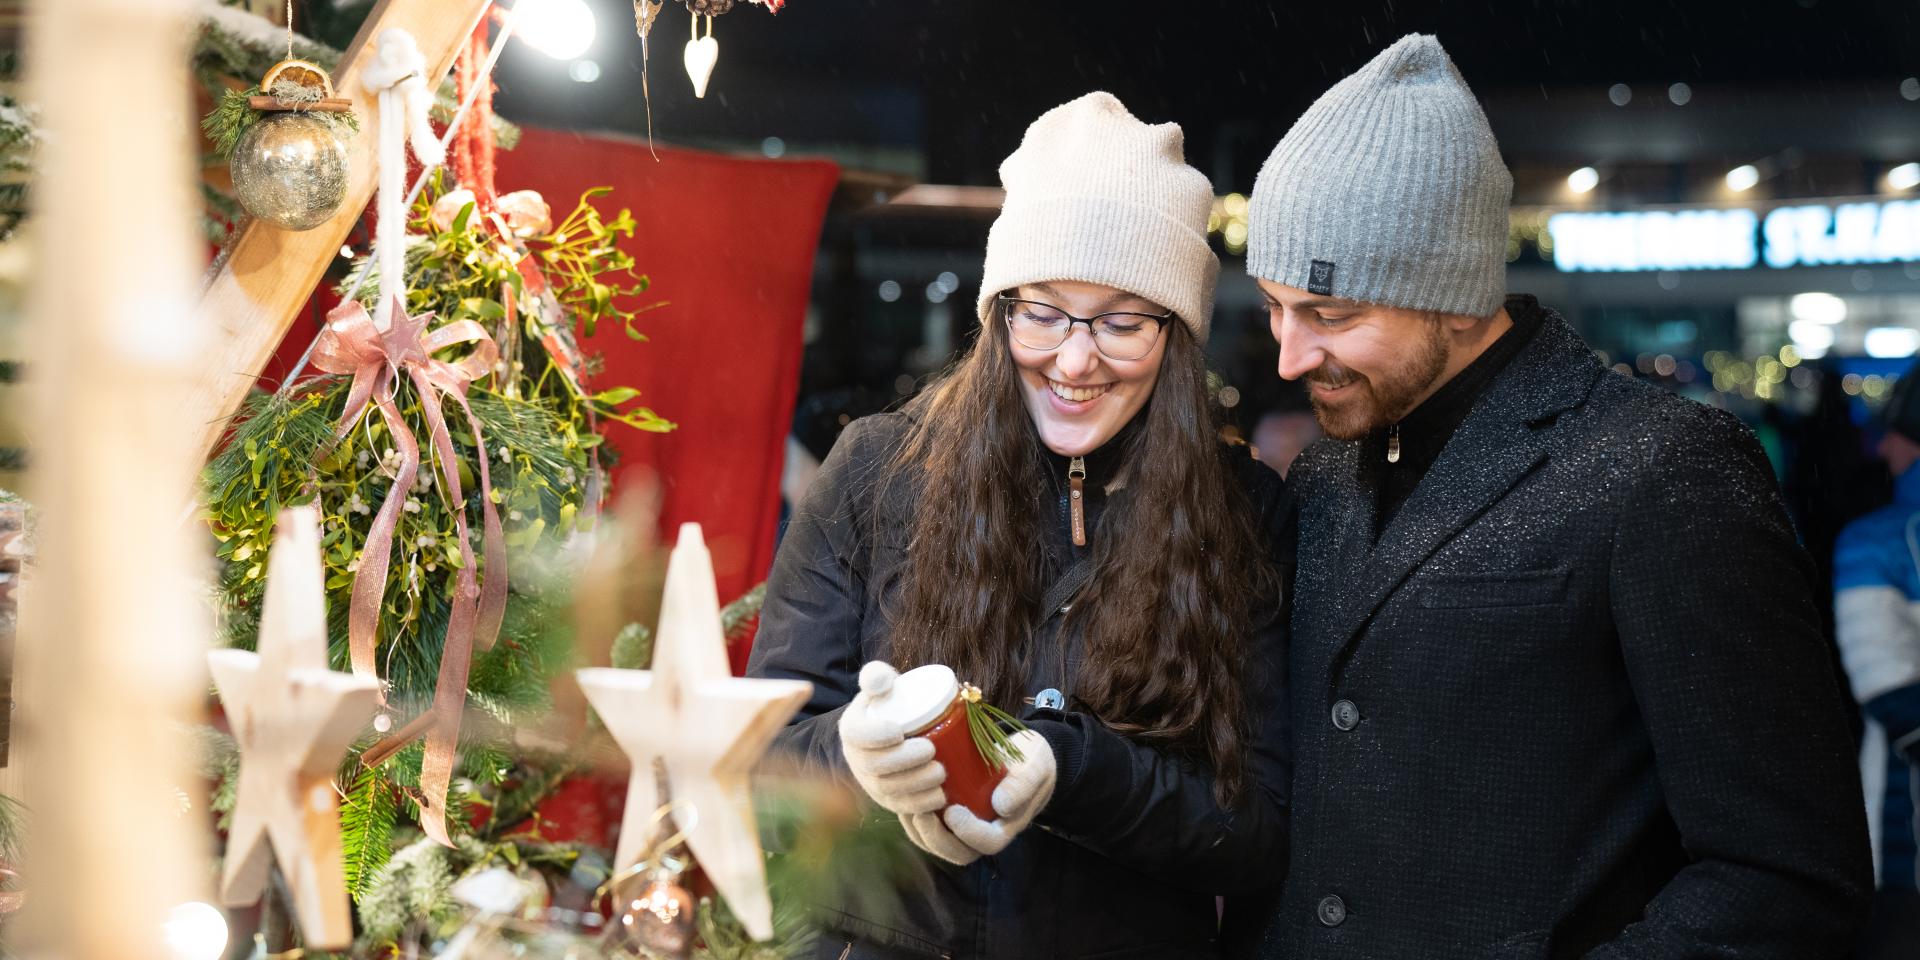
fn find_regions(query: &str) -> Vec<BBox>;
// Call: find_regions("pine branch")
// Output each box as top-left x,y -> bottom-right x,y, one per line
963,687 -> 1028,771
482,762 -> 576,840
201,86 -> 261,158
720,582 -> 766,641
611,622 -> 653,670
340,765 -> 398,902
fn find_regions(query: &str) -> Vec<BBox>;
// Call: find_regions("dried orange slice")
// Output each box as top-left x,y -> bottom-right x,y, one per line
260,59 -> 335,99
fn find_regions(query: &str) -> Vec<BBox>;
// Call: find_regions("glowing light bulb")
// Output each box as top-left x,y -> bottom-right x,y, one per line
1567,167 -> 1599,194
514,0 -> 597,61
164,902 -> 229,960
1725,165 -> 1760,192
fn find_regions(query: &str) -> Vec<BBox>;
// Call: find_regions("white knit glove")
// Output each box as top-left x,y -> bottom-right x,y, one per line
900,810 -> 979,866
838,662 -> 948,817
940,729 -> 1056,856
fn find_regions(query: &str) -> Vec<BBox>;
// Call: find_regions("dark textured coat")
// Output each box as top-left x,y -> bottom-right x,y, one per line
1223,299 -> 1873,959
748,410 -> 1293,960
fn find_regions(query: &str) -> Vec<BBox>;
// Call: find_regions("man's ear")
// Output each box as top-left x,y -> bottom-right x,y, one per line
1441,307 -> 1506,335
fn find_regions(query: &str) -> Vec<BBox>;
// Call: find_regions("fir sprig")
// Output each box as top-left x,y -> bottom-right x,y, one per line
200,85 -> 361,160
961,682 -> 1028,771
340,765 -> 398,902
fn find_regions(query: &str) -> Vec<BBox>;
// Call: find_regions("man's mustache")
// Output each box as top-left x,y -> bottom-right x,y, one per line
1304,363 -> 1359,390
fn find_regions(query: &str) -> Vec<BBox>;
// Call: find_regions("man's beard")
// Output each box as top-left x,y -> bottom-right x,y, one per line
1306,323 -> 1450,441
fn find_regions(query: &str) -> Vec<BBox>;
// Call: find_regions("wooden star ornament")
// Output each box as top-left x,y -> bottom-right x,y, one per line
208,505 -> 382,949
577,523 -> 811,941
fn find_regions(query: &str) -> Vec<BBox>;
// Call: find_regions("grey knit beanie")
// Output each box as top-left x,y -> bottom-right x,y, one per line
978,91 -> 1220,342
1247,34 -> 1512,318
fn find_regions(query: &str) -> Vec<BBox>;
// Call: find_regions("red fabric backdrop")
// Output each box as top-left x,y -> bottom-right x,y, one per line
496,129 -> 837,672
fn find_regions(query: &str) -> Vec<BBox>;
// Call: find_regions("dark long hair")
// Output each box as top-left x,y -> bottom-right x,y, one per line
883,310 -> 1275,806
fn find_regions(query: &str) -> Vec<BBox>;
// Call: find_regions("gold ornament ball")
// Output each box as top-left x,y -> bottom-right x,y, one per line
229,112 -> 348,231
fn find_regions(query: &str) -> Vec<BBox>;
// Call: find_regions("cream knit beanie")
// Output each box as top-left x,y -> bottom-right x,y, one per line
976,92 -> 1220,343
1247,34 -> 1512,318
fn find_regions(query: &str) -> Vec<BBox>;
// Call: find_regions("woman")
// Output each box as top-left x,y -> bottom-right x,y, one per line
748,92 -> 1291,959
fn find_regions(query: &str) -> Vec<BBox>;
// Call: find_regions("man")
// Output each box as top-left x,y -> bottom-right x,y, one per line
1835,370 -> 1920,959
1222,34 -> 1871,959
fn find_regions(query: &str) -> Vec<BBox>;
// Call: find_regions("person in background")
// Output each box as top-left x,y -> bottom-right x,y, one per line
1836,367 -> 1920,960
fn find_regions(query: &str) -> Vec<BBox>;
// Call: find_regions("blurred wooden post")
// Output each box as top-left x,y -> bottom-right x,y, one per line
21,0 -> 215,953
186,0 -> 489,460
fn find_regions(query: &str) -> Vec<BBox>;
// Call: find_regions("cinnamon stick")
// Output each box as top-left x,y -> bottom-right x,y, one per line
249,96 -> 354,113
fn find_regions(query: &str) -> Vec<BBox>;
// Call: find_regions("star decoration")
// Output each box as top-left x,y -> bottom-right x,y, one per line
378,296 -> 432,368
577,523 -> 811,941
208,505 -> 381,949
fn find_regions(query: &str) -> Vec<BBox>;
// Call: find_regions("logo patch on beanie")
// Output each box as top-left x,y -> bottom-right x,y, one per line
1307,260 -> 1336,296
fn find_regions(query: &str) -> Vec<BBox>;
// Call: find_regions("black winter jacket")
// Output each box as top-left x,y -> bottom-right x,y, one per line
748,410 -> 1293,959
1222,297 -> 1873,959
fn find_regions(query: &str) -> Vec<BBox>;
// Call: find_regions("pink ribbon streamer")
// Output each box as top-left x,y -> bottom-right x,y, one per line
311,295 -> 509,845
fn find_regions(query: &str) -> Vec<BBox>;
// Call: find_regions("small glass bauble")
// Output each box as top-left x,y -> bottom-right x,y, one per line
605,878 -> 696,959
229,111 -> 349,231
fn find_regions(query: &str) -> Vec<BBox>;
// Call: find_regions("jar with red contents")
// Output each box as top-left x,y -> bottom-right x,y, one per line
865,665 -> 1010,820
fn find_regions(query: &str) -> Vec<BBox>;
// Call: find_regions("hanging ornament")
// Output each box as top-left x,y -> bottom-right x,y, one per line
670,0 -> 789,103
607,870 -> 697,959
683,13 -> 719,99
633,0 -> 664,157
221,6 -> 357,231
596,802 -> 701,960
229,109 -> 349,231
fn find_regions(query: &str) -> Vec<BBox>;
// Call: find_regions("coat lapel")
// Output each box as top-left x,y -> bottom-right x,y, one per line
1320,310 -> 1604,659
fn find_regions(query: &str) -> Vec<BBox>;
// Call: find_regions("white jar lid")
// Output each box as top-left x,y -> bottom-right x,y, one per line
867,664 -> 960,735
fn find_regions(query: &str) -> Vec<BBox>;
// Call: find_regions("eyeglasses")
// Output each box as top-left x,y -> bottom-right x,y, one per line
998,296 -> 1172,362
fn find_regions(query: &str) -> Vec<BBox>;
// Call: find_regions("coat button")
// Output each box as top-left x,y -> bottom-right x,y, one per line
1330,699 -> 1360,731
1317,894 -> 1347,927
1033,688 -> 1065,710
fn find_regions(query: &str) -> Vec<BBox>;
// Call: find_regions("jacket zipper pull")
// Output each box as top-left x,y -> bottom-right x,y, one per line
1068,456 -> 1087,547
1387,423 -> 1402,464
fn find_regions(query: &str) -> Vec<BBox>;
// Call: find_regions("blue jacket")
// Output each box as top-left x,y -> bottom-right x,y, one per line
1836,463 -> 1920,891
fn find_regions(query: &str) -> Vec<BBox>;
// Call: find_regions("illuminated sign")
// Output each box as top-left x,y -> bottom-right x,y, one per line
1547,199 -> 1920,272
1548,209 -> 1758,271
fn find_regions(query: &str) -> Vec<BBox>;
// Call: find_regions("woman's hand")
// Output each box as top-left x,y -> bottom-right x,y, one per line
941,729 -> 1057,856
838,661 -> 950,816
839,662 -> 985,865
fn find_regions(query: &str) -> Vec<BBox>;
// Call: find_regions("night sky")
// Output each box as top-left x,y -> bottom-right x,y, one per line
489,0 -> 1920,187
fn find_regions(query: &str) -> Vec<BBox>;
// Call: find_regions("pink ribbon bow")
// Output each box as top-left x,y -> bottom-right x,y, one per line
312,294 -> 508,846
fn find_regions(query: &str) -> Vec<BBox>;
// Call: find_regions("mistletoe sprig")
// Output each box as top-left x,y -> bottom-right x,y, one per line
358,173 -> 673,435
536,187 -> 662,343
